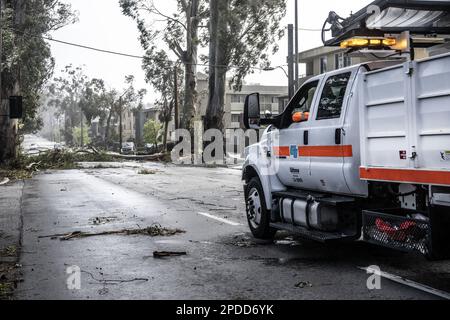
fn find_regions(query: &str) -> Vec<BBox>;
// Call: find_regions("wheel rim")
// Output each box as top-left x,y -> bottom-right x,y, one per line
247,188 -> 262,229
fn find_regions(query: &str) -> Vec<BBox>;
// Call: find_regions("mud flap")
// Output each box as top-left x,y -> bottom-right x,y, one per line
428,205 -> 450,260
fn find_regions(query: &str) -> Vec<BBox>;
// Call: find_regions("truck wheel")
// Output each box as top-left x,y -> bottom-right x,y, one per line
245,177 -> 276,240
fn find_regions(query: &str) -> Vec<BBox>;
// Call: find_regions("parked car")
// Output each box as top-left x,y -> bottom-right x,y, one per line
121,142 -> 136,155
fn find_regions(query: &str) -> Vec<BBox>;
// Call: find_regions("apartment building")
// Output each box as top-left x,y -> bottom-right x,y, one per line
297,45 -> 430,83
197,73 -> 288,129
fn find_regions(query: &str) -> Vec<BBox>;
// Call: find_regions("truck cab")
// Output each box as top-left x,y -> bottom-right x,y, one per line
242,56 -> 450,259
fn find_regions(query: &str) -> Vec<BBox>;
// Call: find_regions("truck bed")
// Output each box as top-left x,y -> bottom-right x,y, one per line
359,52 -> 450,186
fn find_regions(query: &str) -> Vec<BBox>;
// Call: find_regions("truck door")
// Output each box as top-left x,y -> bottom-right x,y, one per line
306,71 -> 354,195
273,79 -> 321,189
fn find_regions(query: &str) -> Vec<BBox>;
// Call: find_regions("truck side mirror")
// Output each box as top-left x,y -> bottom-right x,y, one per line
9,96 -> 23,119
244,93 -> 261,130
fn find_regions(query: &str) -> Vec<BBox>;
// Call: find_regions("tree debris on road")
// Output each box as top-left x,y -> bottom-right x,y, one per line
0,246 -> 17,257
295,281 -> 313,289
138,169 -> 158,175
0,178 -> 10,186
81,270 -> 149,285
153,251 -> 187,258
39,225 -> 185,241
89,216 -> 120,225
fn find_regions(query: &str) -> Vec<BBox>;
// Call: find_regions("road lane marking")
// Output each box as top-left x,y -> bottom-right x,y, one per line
198,212 -> 242,226
359,266 -> 450,300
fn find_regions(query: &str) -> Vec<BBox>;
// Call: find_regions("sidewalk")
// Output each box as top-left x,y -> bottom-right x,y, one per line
0,180 -> 24,299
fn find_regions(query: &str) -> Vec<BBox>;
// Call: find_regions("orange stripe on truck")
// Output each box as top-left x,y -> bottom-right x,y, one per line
299,145 -> 353,158
360,167 -> 450,186
273,145 -> 353,158
273,146 -> 290,157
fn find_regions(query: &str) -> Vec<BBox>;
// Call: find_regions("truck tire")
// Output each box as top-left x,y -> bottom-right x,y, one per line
245,177 -> 277,240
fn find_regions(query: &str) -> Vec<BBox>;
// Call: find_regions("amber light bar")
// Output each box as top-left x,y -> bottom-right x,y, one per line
340,37 -> 397,49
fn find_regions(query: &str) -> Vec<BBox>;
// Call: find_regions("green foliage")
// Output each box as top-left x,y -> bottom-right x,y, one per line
120,0 -> 207,130
72,126 -> 91,147
47,65 -> 88,145
202,0 -> 287,91
143,119 -> 162,146
141,49 -> 182,126
1,0 -> 77,133
9,149 -> 116,171
48,68 -> 146,147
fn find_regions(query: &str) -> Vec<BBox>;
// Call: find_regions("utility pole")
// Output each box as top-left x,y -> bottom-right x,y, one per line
287,24 -> 295,99
119,97 -> 123,151
294,0 -> 299,91
0,0 -> 3,116
80,109 -> 84,147
174,65 -> 179,130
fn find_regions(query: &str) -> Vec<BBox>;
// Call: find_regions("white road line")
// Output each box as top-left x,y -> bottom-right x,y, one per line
359,266 -> 450,300
198,212 -> 242,226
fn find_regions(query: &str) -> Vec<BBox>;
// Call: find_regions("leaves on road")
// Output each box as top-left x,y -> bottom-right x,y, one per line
138,169 -> 158,175
0,246 -> 18,257
40,224 -> 185,241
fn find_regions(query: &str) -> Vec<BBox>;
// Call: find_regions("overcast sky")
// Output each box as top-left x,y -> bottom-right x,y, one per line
49,0 -> 373,103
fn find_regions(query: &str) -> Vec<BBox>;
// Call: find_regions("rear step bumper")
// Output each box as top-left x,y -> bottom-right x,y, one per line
362,209 -> 430,255
270,222 -> 358,243
362,206 -> 450,259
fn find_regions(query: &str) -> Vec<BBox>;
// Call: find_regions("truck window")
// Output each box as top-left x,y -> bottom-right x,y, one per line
316,72 -> 351,120
280,80 -> 319,129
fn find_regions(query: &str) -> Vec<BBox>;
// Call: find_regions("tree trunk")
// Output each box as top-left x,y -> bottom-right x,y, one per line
64,110 -> 73,146
181,0 -> 200,132
204,0 -> 218,131
0,0 -> 25,163
104,106 -> 114,149
205,0 -> 229,132
163,120 -> 169,152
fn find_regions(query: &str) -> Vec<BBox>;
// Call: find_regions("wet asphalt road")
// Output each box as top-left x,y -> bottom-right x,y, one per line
14,163 -> 450,300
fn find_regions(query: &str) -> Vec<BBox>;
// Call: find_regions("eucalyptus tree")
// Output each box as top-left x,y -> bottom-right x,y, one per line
204,0 -> 287,131
48,65 -> 88,146
0,0 -> 76,162
120,0 -> 208,131
142,48 -> 182,151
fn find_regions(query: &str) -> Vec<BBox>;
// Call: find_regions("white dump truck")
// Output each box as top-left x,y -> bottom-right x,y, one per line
242,52 -> 450,259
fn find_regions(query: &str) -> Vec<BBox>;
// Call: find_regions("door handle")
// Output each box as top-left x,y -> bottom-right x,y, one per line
304,131 -> 309,146
335,128 -> 342,145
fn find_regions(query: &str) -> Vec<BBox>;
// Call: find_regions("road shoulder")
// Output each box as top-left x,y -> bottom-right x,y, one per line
0,180 -> 24,300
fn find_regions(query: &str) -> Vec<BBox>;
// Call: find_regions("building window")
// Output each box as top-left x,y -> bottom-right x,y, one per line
320,57 -> 327,74
344,55 -> 352,67
231,95 -> 243,103
231,114 -> 242,123
334,53 -> 341,70
271,96 -> 278,104
335,53 -> 352,69
259,95 -> 266,104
